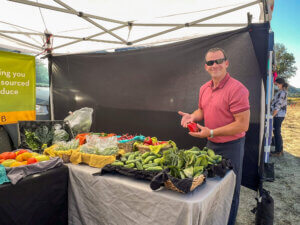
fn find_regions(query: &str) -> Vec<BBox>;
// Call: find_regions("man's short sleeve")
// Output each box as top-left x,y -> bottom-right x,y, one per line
198,86 -> 205,110
229,84 -> 250,114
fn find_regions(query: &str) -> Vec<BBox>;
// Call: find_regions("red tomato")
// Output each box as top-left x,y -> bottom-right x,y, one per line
17,149 -> 28,156
1,152 -> 11,160
27,157 -> 38,165
8,152 -> 16,159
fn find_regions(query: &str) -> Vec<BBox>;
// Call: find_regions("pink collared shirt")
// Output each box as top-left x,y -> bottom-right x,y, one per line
198,73 -> 250,143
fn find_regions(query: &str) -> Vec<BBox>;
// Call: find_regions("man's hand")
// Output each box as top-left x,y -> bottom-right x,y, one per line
178,111 -> 193,128
189,124 -> 210,138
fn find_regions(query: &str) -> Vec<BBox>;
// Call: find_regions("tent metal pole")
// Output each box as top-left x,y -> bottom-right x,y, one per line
0,30 -> 124,43
71,24 -> 127,39
0,33 -> 43,50
8,0 -> 126,25
52,36 -> 123,44
264,50 -> 273,163
52,25 -> 127,50
132,23 -> 247,27
132,0 -> 260,44
0,20 -> 41,33
0,43 -> 40,54
53,0 -> 127,44
52,39 -> 121,51
0,30 -> 43,35
262,0 -> 268,22
77,17 -> 127,43
48,55 -> 54,121
0,29 -> 43,46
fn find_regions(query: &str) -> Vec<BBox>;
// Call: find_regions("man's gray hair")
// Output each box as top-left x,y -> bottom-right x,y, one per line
205,48 -> 227,60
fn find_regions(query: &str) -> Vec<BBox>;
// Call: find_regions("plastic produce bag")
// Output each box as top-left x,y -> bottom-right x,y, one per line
80,135 -> 119,155
64,107 -> 93,136
52,124 -> 69,144
54,139 -> 80,151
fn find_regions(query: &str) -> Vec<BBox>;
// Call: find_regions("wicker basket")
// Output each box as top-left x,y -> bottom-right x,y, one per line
117,140 -> 134,153
137,144 -> 172,154
164,174 -> 206,193
43,145 -> 77,164
61,154 -> 71,163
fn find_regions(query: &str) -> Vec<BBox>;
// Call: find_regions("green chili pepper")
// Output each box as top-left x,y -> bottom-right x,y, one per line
124,163 -> 135,168
111,161 -> 124,166
145,166 -> 163,171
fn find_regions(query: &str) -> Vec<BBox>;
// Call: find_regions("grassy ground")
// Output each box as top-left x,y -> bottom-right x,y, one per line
236,102 -> 300,225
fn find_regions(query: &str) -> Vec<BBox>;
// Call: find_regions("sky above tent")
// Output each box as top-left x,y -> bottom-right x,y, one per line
271,0 -> 300,88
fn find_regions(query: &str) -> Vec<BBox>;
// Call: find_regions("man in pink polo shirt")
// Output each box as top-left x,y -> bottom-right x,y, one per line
178,48 -> 250,225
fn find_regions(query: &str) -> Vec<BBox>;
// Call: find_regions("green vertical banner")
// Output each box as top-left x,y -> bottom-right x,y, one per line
0,51 -> 36,124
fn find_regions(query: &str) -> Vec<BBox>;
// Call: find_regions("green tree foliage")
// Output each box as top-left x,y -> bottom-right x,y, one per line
274,43 -> 297,80
36,58 -> 49,86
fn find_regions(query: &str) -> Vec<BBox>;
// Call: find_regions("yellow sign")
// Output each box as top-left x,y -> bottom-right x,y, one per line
0,51 -> 36,124
0,111 -> 36,124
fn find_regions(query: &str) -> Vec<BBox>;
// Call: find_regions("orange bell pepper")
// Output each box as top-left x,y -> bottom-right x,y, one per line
75,133 -> 90,145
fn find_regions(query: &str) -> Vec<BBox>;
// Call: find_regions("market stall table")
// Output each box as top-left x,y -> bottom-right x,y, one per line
0,165 -> 69,225
67,164 -> 235,225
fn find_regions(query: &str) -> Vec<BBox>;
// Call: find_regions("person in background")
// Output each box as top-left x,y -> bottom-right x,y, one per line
178,48 -> 250,225
270,77 -> 288,156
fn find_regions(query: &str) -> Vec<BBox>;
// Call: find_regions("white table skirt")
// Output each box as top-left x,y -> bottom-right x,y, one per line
67,164 -> 236,225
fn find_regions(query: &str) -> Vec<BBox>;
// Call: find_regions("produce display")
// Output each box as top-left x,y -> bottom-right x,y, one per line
14,117 -> 232,193
111,146 -> 222,178
80,145 -> 119,156
117,134 -> 135,141
75,132 -> 116,145
100,145 -> 233,193
112,151 -> 163,172
25,126 -> 54,150
0,150 -> 50,167
79,135 -> 119,156
133,136 -> 175,154
75,133 -> 90,145
54,139 -> 80,151
44,141 -> 79,163
19,121 -> 73,151
52,124 -> 70,143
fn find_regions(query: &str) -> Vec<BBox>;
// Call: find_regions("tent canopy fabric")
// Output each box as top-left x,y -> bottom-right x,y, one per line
0,0 -> 272,191
0,0 -> 266,55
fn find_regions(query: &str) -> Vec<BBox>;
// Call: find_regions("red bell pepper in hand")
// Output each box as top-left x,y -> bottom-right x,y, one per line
187,122 -> 199,132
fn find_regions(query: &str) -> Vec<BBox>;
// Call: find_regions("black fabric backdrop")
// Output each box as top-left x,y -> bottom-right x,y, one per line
51,23 -> 269,190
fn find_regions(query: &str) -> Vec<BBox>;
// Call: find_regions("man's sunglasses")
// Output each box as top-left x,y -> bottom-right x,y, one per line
206,58 -> 226,66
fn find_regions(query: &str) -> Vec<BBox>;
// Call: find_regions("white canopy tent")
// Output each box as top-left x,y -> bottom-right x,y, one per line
0,0 -> 273,55
0,0 -> 277,195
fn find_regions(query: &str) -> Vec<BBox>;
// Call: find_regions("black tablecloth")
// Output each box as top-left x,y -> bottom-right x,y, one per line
0,165 -> 68,225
